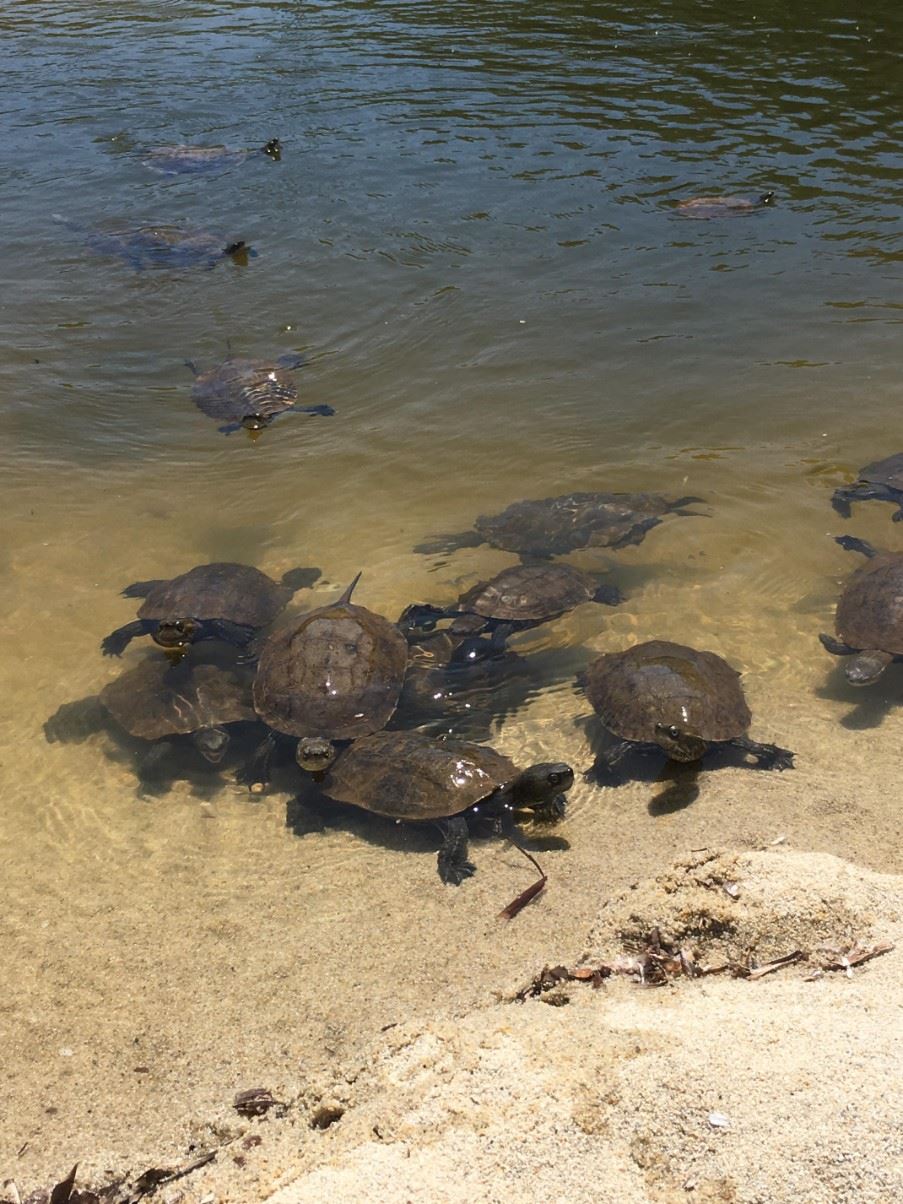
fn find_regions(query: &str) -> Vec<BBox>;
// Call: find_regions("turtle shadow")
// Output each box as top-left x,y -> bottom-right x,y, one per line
814,666 -> 901,730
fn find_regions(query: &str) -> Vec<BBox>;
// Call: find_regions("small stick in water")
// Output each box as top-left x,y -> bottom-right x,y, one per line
498,836 -> 547,921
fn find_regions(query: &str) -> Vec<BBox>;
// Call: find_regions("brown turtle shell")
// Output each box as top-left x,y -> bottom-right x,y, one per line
583,639 -> 750,742
475,491 -> 691,556
834,553 -> 903,654
142,145 -> 251,174
137,563 -> 293,627
252,593 -> 408,740
190,358 -> 300,424
84,225 -> 248,269
100,660 -> 254,741
456,563 -> 596,622
675,195 -> 768,218
322,730 -> 518,821
857,453 -> 903,491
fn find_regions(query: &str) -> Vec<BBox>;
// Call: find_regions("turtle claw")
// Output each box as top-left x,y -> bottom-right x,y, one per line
438,856 -> 476,886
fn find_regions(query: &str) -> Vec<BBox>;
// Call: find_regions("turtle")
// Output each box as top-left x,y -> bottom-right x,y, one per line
414,491 -> 705,560
186,354 -> 335,435
819,535 -> 903,685
675,191 -> 775,219
831,454 -> 903,523
61,217 -> 256,270
581,639 -> 794,777
238,573 -> 409,787
142,138 -> 281,175
101,561 -> 321,657
317,729 -> 573,884
400,563 -> 623,660
44,658 -> 257,786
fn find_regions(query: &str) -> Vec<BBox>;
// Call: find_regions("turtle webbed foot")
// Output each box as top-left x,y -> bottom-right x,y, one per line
728,736 -> 794,771
236,732 -> 277,793
830,488 -> 853,518
101,620 -> 149,657
438,815 -> 475,885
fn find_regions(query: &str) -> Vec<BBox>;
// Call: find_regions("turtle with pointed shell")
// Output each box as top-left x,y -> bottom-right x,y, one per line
318,729 -> 573,885
415,491 -> 704,560
142,138 -> 281,174
675,191 -> 775,218
581,639 -> 794,778
187,353 -> 334,435
820,535 -> 903,685
101,562 -> 321,657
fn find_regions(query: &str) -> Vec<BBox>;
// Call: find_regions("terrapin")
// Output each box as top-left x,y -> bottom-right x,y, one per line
74,221 -> 254,270
581,639 -> 794,777
415,491 -> 704,559
831,453 -> 903,523
142,138 -> 281,174
101,561 -> 321,657
820,535 -> 903,684
318,729 -> 573,884
44,658 -> 257,785
675,192 -> 775,218
239,573 -> 409,787
187,354 -> 334,435
401,563 -> 622,659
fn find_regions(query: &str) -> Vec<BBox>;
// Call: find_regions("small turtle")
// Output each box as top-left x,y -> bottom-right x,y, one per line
239,573 -> 409,786
44,658 -> 257,785
401,563 -> 622,660
318,729 -> 573,884
142,138 -> 281,174
415,491 -> 705,559
187,354 -> 335,435
831,454 -> 903,522
820,535 -> 903,684
675,191 -> 775,219
581,639 -> 794,777
101,561 -> 321,657
61,217 -> 255,270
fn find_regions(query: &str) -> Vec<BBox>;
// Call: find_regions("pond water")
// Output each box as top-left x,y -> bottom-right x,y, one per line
2,0 -> 901,1188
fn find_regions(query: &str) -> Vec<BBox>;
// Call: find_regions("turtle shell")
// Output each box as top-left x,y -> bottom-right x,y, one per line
456,563 -> 596,622
137,563 -> 293,627
191,358 -> 300,424
84,225 -> 250,270
475,492 -> 689,557
252,594 -> 408,740
583,640 -> 750,742
100,660 -> 255,741
675,194 -> 771,219
834,554 -> 903,654
858,453 -> 903,490
322,730 -> 518,821
142,145 -> 250,174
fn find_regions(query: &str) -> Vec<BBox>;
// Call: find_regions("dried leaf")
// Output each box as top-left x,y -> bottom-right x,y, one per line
233,1088 -> 286,1119
49,1166 -> 78,1204
498,874 -> 546,921
818,941 -> 894,973
745,951 -> 806,980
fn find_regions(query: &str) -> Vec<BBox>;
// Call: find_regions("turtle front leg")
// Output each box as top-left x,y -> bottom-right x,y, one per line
819,632 -> 857,656
291,404 -> 335,418
725,736 -> 795,771
835,534 -> 878,559
437,815 -> 475,885
201,618 -> 259,648
136,740 -> 177,789
101,619 -> 157,657
236,731 -> 279,792
586,738 -> 641,782
831,483 -> 893,518
121,579 -> 165,599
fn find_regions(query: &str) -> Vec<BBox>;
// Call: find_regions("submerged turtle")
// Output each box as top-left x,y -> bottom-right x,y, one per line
239,573 -> 409,786
675,191 -> 775,219
401,564 -> 622,659
820,535 -> 903,684
581,639 -> 794,777
187,354 -> 335,435
319,729 -> 573,884
415,491 -> 705,560
831,453 -> 903,523
44,658 -> 257,784
142,138 -> 281,174
101,561 -> 321,657
70,220 -> 255,270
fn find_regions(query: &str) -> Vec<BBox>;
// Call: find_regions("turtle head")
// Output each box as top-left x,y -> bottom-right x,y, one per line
844,650 -> 893,686
241,412 -> 273,433
653,722 -> 708,762
758,190 -> 776,206
297,735 -> 337,774
153,618 -> 200,652
397,602 -> 446,637
510,762 -> 574,819
194,726 -> 230,764
262,138 -> 282,161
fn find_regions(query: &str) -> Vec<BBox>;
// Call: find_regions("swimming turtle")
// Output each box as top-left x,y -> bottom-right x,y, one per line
44,658 -> 257,784
65,218 -> 255,270
581,639 -> 794,777
415,491 -> 705,560
318,729 -> 573,884
101,561 -> 321,657
819,535 -> 903,684
239,573 -> 409,786
186,354 -> 335,435
831,454 -> 903,522
675,192 -> 775,219
401,563 -> 622,659
142,138 -> 281,174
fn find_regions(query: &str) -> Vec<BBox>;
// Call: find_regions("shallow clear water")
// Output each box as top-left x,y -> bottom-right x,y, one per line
2,0 -> 902,1184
